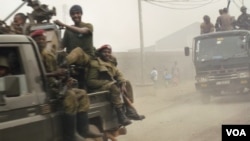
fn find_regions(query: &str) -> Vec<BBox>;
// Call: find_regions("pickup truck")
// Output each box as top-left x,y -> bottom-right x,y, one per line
0,26 -> 125,141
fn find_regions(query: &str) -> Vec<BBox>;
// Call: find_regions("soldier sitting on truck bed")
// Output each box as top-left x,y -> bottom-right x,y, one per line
54,4 -> 96,89
30,29 -> 103,141
96,44 -> 145,121
86,45 -> 145,126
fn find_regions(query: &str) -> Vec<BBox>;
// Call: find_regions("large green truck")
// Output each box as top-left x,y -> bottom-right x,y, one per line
185,30 -> 250,103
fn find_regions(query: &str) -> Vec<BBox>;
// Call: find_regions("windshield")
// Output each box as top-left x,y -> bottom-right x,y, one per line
195,35 -> 248,62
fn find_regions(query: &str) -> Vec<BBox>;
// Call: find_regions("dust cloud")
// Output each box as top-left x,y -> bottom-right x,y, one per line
113,51 -> 250,141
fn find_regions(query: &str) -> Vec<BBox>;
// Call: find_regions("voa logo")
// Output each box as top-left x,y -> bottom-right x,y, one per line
226,129 -> 246,136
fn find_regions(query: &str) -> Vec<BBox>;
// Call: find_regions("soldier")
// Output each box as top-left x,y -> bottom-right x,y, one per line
10,13 -> 30,35
0,56 -> 10,77
97,44 -> 145,120
86,45 -> 145,126
216,8 -> 235,31
95,44 -> 118,66
215,9 -> 223,31
236,6 -> 250,30
54,4 -> 96,89
200,15 -> 215,34
30,29 -> 103,141
54,4 -> 95,58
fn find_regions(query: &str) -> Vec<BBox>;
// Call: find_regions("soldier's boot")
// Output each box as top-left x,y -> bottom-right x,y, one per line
125,106 -> 145,121
115,107 -> 132,126
62,113 -> 85,141
66,47 -> 89,65
76,112 -> 104,138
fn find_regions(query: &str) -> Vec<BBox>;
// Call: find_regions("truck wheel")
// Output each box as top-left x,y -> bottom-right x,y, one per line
85,124 -> 106,141
201,93 -> 211,104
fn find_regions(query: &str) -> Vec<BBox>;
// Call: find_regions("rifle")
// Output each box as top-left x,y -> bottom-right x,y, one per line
57,65 -> 78,98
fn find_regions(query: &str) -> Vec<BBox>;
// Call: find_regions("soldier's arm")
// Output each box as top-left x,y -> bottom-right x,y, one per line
114,68 -> 126,86
42,53 -> 66,76
200,23 -> 204,34
54,20 -> 93,34
86,61 -> 110,89
236,16 -> 244,27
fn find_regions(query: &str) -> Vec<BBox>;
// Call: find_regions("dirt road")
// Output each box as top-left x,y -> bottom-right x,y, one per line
117,81 -> 250,141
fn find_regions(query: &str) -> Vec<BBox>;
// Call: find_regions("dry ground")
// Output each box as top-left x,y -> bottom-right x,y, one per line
117,80 -> 250,141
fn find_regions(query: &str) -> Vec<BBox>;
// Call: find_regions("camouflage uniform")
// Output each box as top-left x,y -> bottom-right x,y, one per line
87,58 -> 126,108
63,88 -> 89,114
87,56 -> 144,123
41,48 -> 90,114
62,22 -> 96,89
237,13 -> 250,30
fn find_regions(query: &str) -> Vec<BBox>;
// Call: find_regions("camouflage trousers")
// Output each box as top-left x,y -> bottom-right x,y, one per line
107,80 -> 134,108
63,88 -> 90,114
66,47 -> 90,65
124,81 -> 134,103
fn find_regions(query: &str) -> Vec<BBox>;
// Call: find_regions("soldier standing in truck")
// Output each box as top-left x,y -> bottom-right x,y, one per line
216,8 -> 235,31
236,6 -> 250,30
30,29 -> 103,141
200,15 -> 215,34
215,9 -> 223,31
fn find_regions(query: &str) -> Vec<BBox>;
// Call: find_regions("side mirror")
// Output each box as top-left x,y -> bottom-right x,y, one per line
5,76 -> 21,97
184,47 -> 190,56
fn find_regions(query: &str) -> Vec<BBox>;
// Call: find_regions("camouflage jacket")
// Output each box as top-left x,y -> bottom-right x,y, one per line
237,13 -> 250,30
41,49 -> 59,89
86,57 -> 126,91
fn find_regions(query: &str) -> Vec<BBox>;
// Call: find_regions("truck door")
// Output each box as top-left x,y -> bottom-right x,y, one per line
0,45 -> 55,141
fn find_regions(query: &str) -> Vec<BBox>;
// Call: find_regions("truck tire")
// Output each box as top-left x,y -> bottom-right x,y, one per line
85,124 -> 107,141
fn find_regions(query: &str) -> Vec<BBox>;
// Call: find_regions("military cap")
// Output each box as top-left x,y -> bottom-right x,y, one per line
70,5 -> 83,14
30,29 -> 46,38
97,44 -> 112,52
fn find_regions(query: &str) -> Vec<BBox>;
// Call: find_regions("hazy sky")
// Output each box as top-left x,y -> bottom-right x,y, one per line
0,0 -> 248,51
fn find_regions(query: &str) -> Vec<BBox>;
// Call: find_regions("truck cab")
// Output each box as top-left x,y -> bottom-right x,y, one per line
185,30 -> 250,103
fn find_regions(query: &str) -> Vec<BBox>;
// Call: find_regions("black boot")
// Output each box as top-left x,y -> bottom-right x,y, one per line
126,106 -> 145,120
62,113 -> 85,141
115,107 -> 132,126
76,112 -> 103,138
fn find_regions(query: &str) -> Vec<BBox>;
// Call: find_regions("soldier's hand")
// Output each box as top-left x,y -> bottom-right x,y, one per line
56,68 -> 67,76
66,77 -> 77,87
